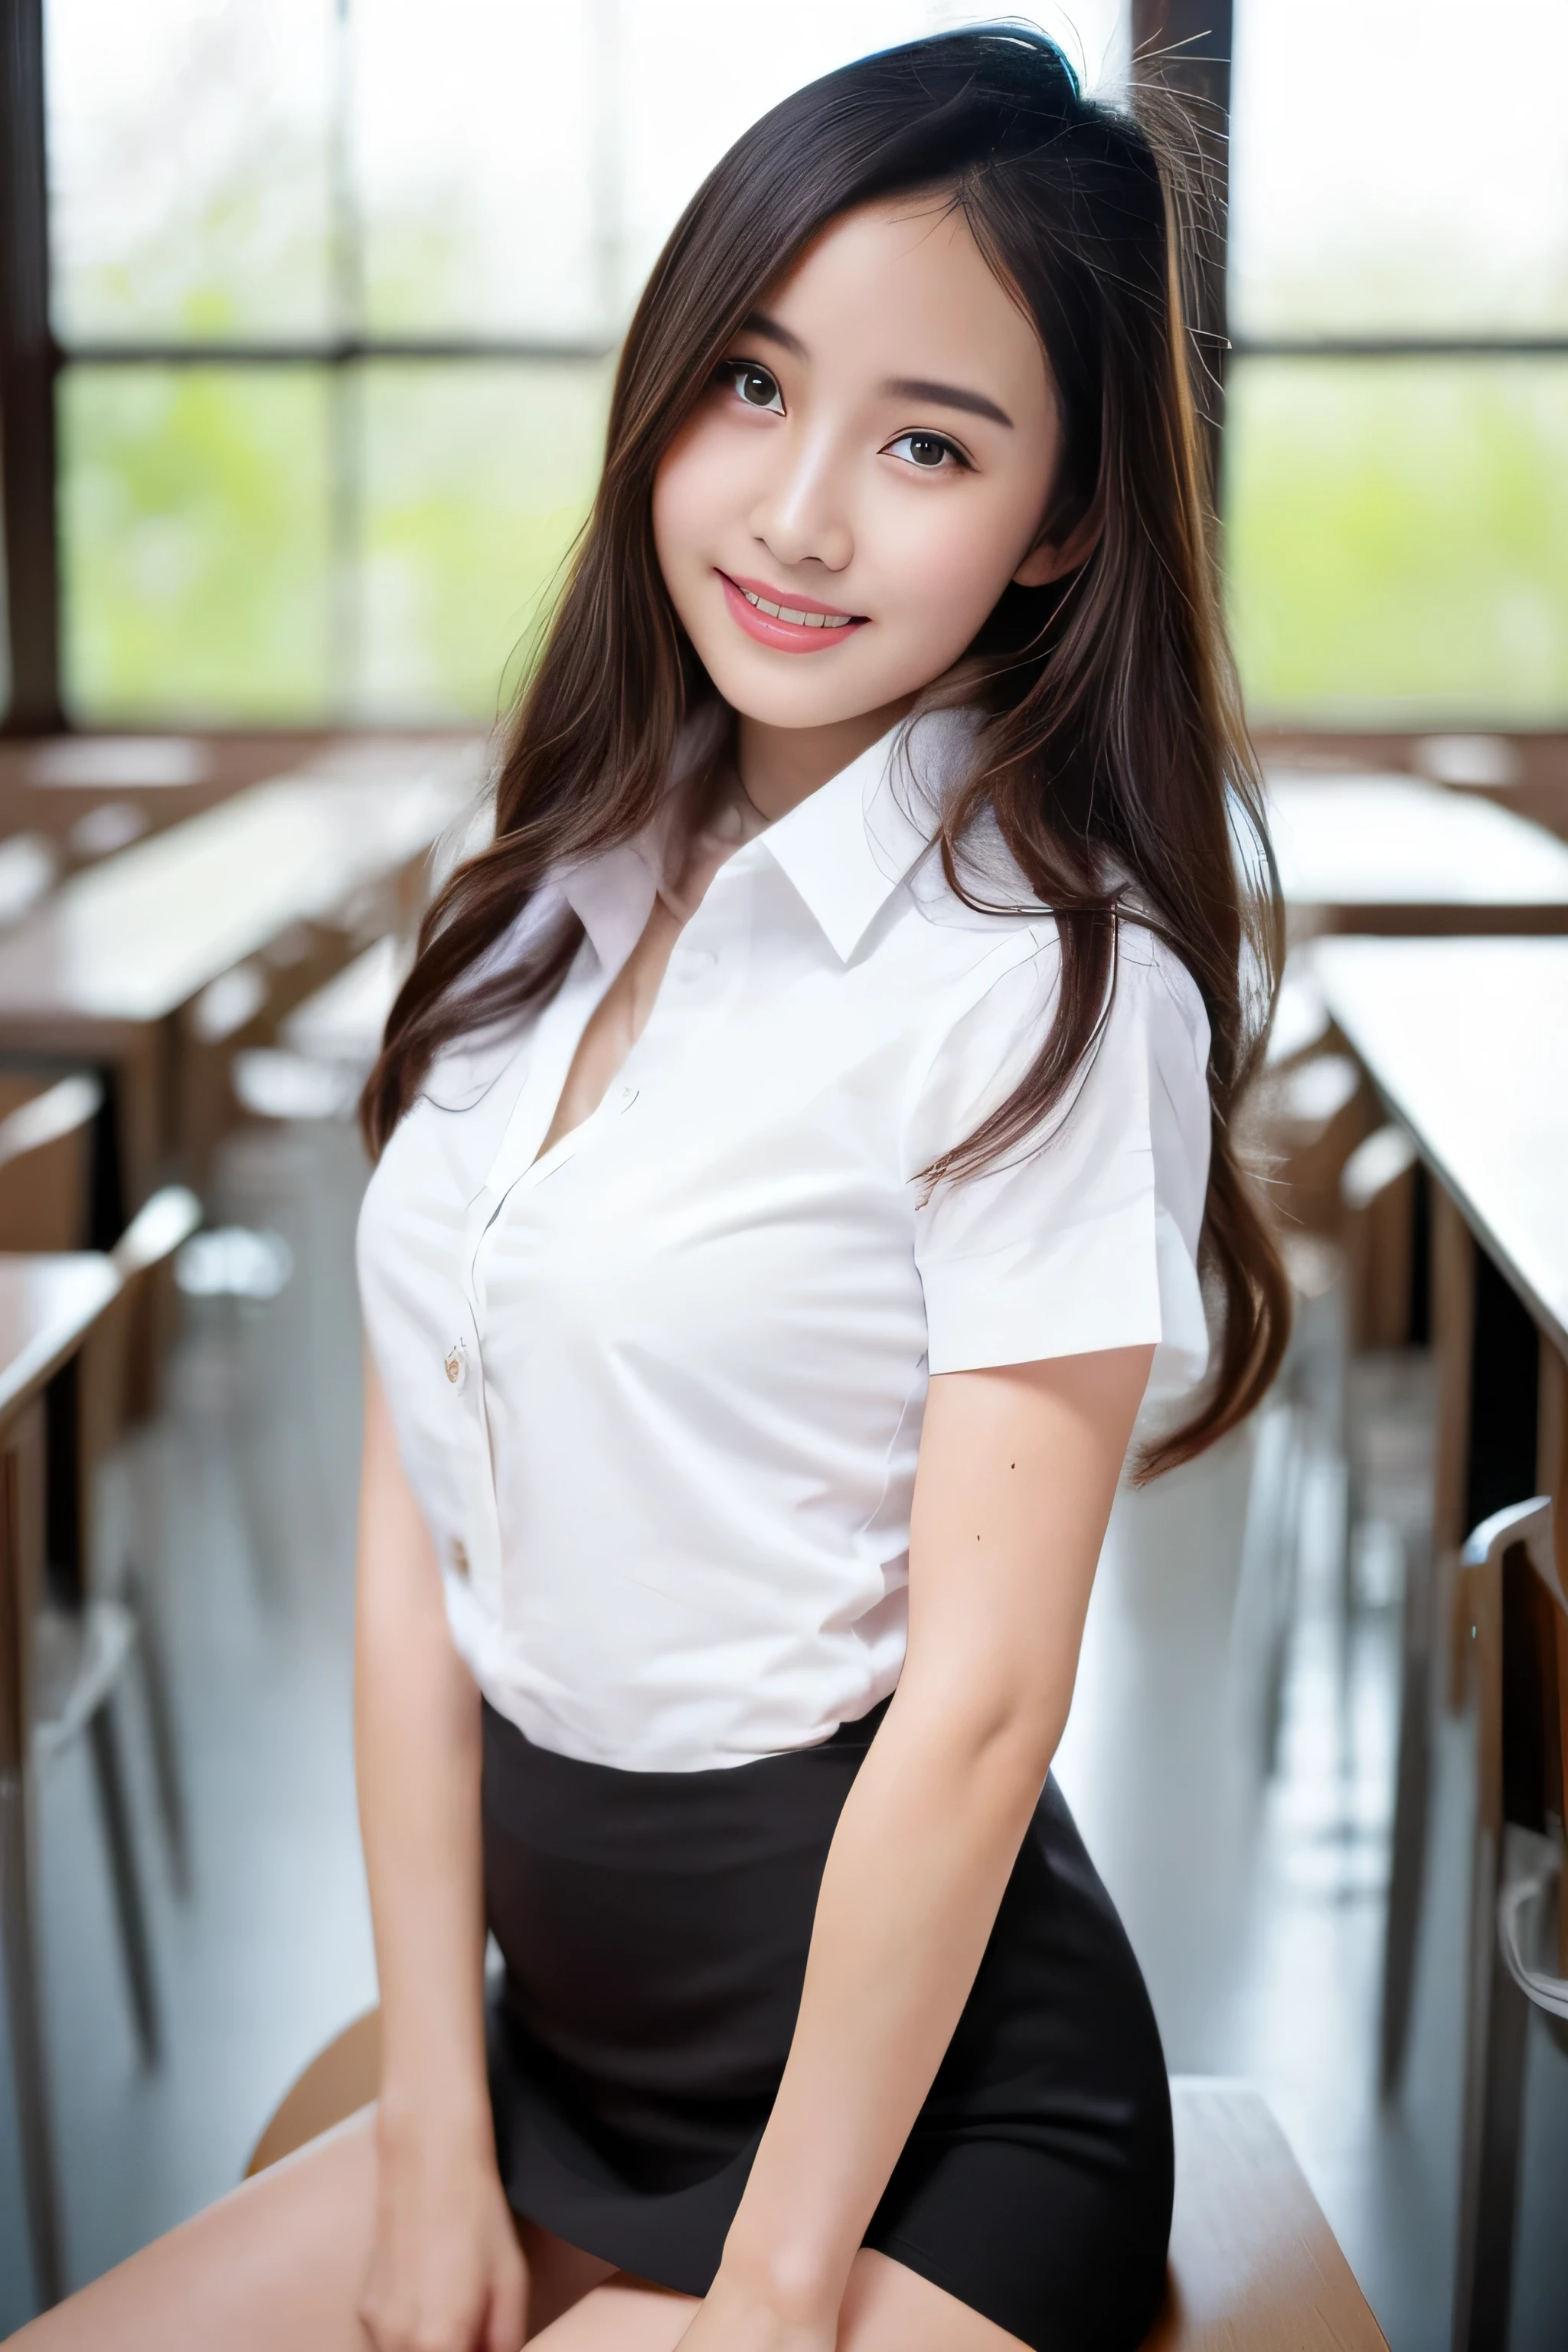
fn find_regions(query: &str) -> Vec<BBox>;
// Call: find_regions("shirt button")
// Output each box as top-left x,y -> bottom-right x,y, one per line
443,1339 -> 469,1392
449,1537 -> 469,1578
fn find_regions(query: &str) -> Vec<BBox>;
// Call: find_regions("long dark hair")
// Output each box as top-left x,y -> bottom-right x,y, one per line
364,24 -> 1289,1476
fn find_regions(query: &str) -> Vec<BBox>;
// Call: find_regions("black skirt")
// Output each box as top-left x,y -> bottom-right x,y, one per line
483,1698 -> 1172,2352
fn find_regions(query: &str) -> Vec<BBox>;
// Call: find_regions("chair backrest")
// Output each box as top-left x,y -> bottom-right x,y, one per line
0,1072 -> 102,1252
83,1185 -> 205,1446
1462,1498 -> 1566,1985
1246,1050 -> 1374,1241
112,1184 -> 203,1282
1339,1123 -> 1420,1353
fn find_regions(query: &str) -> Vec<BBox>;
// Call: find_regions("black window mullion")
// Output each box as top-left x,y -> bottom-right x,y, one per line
1,0 -> 61,735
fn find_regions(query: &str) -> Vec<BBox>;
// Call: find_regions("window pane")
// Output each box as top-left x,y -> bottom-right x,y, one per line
1230,0 -> 1568,338
355,359 -> 613,719
355,1 -> 1128,339
1224,357 -> 1568,724
61,367 -> 333,720
355,1 -> 603,340
47,0 -> 336,345
612,1 -> 1128,320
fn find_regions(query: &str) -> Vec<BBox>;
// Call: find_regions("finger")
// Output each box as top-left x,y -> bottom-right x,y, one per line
485,2262 -> 528,2352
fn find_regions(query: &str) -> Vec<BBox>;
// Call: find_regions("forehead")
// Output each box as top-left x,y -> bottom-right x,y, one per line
759,197 -> 1047,403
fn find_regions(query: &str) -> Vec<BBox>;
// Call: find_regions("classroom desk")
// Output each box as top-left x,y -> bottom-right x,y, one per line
0,730 -> 452,884
1312,936 -> 1568,1370
0,746 -> 483,1214
1313,936 -> 1568,2352
0,1253 -> 124,2310
1268,771 -> 1568,936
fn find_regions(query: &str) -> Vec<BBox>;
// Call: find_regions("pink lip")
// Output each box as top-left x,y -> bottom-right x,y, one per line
717,570 -> 866,654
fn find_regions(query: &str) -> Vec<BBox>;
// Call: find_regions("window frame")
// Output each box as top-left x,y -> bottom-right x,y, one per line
6,0 -> 1568,732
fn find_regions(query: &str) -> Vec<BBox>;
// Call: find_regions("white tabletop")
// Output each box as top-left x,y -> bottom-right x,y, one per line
0,1253 -> 122,1427
1267,770 -> 1568,915
0,743 -> 483,1027
1313,935 -> 1568,1357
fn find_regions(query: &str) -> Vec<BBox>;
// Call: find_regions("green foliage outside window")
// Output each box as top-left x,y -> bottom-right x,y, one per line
1225,357 -> 1568,725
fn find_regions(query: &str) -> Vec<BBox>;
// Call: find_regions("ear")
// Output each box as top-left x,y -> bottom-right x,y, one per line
1012,497 -> 1104,589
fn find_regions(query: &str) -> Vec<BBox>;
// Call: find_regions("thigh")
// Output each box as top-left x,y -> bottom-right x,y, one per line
525,2249 -> 1027,2352
517,2218 -> 616,2338
7,2111 -> 378,2351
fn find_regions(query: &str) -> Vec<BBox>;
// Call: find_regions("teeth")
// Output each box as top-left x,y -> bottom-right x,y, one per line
740,586 -> 854,629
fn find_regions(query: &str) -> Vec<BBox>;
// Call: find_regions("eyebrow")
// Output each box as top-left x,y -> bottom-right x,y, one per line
738,316 -> 1014,432
880,377 -> 1014,429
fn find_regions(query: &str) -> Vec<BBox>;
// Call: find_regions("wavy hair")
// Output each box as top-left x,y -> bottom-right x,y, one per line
363,24 -> 1289,1475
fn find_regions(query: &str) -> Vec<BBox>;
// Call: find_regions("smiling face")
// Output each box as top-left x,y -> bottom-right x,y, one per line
652,196 -> 1073,773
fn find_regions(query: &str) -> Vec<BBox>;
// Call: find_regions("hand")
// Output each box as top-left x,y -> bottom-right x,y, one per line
359,2105 -> 526,2352
674,2262 -> 839,2352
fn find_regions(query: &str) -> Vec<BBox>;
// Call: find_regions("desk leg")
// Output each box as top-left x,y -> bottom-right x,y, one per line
1380,1524 -> 1433,2094
1433,1191 -> 1475,1712
1452,1550 -> 1528,2352
1381,1192 -> 1473,2092
0,1405 -> 64,2308
1537,1338 -> 1568,1975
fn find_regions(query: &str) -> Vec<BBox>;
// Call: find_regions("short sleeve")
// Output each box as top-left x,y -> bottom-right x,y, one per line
906,925 -> 1212,1403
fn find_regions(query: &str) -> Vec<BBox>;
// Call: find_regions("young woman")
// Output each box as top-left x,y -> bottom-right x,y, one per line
15,27 -> 1285,2352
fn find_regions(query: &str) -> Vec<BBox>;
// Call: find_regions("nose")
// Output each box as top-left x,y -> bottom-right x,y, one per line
746,427 -> 854,577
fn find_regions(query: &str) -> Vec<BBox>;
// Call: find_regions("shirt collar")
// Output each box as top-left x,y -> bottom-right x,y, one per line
759,705 -> 982,962
559,704 -> 982,972
560,838 -> 659,977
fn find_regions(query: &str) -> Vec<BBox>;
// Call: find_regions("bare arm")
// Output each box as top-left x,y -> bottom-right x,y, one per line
354,1357 -> 524,2352
690,1344 -> 1155,2350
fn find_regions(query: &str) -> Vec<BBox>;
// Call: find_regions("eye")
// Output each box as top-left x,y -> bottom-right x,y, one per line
885,430 -> 968,472
719,360 -> 785,414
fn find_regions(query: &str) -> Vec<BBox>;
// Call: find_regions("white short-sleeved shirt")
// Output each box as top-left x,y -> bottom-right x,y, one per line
357,709 -> 1212,1772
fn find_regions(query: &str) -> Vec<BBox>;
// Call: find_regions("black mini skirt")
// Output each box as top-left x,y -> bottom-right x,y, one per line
482,1698 -> 1172,2352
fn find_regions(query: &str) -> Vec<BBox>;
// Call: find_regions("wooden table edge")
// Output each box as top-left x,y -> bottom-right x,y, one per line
0,1255 -> 124,1436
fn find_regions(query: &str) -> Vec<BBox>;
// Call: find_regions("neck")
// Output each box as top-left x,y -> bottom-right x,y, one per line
735,694 -> 916,823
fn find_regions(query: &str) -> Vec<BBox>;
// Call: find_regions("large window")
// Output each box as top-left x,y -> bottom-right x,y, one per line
34,0 -> 1126,727
31,3 -> 1559,733
1225,0 -> 1568,724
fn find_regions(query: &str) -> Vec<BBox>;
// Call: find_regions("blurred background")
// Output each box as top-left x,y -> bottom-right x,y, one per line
2,3 -> 1566,2347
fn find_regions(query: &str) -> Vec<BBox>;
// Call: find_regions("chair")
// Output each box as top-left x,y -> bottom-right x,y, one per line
1451,1495 -> 1566,2352
1331,1125 -> 1444,2096
1235,1040 -> 1374,1775
0,1075 -> 162,2060
21,1139 -> 204,2064
73,1184 -> 207,1891
0,1072 -> 102,1251
32,1187 -> 202,2066
245,2022 -> 1387,2347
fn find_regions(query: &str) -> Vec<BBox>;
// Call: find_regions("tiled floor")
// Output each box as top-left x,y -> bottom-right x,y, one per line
2,1118 -> 1566,2344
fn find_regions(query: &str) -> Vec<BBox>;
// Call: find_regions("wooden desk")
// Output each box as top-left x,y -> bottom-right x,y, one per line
1312,937 -> 1568,1365
1313,936 -> 1568,2351
0,1254 -> 123,2311
1269,772 -> 1568,936
0,744 -> 483,1211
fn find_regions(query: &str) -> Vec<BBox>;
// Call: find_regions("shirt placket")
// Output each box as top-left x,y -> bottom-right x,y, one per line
452,964 -> 606,1616
452,854 -> 758,1622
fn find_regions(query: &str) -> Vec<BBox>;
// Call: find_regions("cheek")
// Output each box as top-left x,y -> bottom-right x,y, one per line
653,421 -> 747,582
873,483 -> 1037,644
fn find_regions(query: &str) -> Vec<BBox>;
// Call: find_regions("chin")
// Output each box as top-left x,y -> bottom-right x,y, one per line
727,675 -> 880,730
689,645 -> 871,730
